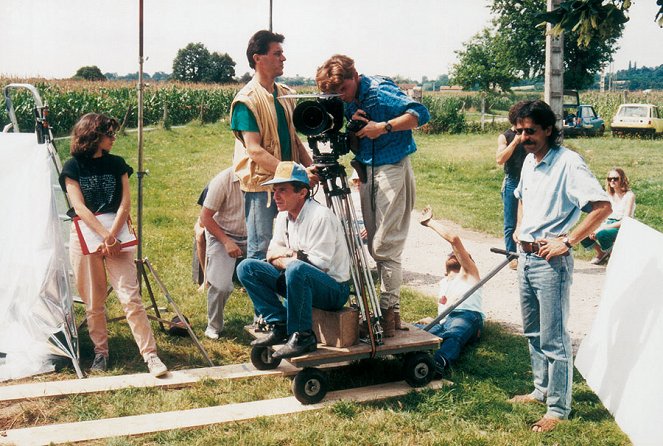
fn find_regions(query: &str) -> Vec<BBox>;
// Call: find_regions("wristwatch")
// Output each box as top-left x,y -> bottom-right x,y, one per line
384,122 -> 393,133
562,237 -> 572,250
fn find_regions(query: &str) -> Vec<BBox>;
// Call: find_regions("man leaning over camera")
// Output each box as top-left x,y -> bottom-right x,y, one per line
237,162 -> 351,360
315,54 -> 430,337
230,30 -> 316,261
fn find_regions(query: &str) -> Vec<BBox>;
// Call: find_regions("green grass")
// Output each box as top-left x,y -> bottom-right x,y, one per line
6,123 -> 654,444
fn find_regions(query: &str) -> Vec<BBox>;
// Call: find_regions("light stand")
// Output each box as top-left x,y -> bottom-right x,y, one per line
135,0 -> 213,366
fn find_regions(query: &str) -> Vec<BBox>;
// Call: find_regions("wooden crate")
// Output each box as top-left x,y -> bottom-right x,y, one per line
312,307 -> 359,348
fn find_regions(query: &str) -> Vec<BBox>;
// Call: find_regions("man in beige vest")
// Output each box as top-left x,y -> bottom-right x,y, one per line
230,30 -> 316,260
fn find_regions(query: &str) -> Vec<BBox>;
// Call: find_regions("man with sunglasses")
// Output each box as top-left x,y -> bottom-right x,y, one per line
509,100 -> 611,432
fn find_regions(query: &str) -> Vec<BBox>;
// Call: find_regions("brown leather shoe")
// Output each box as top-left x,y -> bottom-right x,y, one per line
394,312 -> 409,331
382,307 -> 395,338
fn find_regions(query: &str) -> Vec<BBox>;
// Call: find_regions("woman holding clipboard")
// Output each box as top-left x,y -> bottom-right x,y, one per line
60,113 -> 167,377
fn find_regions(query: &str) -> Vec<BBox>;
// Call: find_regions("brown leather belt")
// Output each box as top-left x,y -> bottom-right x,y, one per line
520,241 -> 570,256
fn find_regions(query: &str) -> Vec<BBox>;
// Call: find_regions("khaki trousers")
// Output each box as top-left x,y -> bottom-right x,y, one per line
69,229 -> 157,360
360,156 -> 415,310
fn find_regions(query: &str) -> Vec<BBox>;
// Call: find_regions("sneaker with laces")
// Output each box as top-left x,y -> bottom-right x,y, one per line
90,354 -> 108,373
204,327 -> 220,340
146,354 -> 168,377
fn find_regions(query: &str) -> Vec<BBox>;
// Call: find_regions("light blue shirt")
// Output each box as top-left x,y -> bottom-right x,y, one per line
514,145 -> 609,242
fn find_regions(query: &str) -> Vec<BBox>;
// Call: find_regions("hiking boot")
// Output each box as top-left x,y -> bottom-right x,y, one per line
90,353 -> 108,373
382,307 -> 395,338
146,354 -> 168,377
272,330 -> 317,360
251,323 -> 287,347
394,312 -> 409,331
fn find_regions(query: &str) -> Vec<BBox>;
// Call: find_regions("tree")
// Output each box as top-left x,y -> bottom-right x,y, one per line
238,72 -> 253,84
172,43 -> 211,83
539,0 -> 662,46
491,0 -> 623,90
206,52 -> 236,83
172,43 -> 236,83
451,28 -> 518,93
73,65 -> 106,81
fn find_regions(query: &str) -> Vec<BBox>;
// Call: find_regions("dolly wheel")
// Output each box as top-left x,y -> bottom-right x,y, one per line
292,367 -> 327,404
250,346 -> 282,370
403,352 -> 435,387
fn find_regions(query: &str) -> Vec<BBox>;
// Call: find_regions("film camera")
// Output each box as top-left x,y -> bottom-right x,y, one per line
292,96 -> 368,166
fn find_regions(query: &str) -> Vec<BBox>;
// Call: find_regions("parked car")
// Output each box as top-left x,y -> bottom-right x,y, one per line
562,90 -> 605,137
611,104 -> 663,137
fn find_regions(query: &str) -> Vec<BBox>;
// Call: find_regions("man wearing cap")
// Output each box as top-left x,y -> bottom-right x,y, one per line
230,30 -> 316,260
237,162 -> 351,359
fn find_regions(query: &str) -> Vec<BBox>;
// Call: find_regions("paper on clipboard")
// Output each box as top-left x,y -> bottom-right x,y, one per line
73,213 -> 138,255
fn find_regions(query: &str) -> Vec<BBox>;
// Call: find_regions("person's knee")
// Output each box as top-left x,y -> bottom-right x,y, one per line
236,258 -> 257,281
284,260 -> 307,281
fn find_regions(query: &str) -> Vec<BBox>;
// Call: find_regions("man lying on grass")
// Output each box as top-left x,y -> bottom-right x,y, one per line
416,206 -> 484,375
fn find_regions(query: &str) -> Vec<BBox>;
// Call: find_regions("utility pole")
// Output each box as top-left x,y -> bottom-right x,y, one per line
269,0 -> 273,31
544,0 -> 564,134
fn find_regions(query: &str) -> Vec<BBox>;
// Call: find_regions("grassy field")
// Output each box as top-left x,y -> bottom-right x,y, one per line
4,123 -> 658,444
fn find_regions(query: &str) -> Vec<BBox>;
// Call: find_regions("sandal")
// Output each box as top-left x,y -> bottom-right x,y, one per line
531,416 -> 565,432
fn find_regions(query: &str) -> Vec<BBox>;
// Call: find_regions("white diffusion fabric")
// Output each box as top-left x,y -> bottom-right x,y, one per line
0,132 -> 79,381
576,217 -> 663,446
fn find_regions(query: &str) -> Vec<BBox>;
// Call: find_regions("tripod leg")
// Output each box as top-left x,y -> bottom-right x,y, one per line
137,260 -> 166,332
141,258 -> 215,367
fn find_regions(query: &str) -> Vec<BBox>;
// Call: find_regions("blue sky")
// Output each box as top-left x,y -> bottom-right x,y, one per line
0,0 -> 660,80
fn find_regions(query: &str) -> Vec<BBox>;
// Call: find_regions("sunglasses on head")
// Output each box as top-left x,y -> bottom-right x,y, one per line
607,177 -> 620,182
515,127 -> 537,135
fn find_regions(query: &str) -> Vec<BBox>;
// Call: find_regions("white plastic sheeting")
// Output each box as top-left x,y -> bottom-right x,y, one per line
576,217 -> 663,446
0,132 -> 81,380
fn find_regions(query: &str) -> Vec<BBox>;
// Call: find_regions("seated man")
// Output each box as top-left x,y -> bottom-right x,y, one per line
199,167 -> 246,339
237,162 -> 351,360
417,206 -> 485,374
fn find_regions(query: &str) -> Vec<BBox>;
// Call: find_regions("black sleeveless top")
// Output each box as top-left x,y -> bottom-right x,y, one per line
502,128 -> 527,179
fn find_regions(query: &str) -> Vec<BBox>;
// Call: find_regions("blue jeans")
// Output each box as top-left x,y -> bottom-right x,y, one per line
244,191 -> 277,260
502,175 -> 519,255
416,310 -> 483,368
236,259 -> 350,334
519,253 -> 574,419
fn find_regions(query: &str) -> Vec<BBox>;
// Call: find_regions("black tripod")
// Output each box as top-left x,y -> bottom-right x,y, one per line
307,140 -> 384,353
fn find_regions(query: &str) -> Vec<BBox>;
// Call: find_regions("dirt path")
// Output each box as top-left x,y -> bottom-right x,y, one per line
402,212 -> 606,349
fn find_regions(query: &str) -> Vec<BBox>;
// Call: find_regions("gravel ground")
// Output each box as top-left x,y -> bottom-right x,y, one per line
401,211 -> 606,350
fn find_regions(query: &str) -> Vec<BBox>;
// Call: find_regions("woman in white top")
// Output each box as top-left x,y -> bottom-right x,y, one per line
581,167 -> 636,264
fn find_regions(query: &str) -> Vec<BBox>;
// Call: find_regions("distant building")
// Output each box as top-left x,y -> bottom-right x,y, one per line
439,85 -> 463,92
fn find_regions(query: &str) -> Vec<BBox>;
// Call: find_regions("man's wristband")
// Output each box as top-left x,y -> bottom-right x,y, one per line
562,237 -> 572,250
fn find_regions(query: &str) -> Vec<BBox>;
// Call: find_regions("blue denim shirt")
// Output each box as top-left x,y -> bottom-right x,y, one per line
346,75 -> 430,166
514,145 -> 610,242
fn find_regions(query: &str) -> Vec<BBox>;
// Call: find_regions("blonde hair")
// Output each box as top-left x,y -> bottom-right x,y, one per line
316,54 -> 357,93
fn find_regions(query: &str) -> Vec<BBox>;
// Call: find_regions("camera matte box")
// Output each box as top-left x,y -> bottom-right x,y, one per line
312,307 -> 359,348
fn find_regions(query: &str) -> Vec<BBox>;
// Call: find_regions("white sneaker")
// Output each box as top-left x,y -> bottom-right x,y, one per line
146,354 -> 168,377
204,327 -> 220,340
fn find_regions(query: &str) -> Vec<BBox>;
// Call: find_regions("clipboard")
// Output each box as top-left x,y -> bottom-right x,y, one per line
72,213 -> 138,255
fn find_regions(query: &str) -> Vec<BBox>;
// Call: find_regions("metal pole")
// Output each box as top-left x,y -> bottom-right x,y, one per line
137,0 -> 145,286
269,0 -> 273,31
544,0 -> 564,136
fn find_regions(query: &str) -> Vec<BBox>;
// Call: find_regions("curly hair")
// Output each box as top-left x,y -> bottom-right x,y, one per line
315,54 -> 357,94
246,30 -> 284,70
70,113 -> 118,159
606,167 -> 631,194
508,100 -> 528,125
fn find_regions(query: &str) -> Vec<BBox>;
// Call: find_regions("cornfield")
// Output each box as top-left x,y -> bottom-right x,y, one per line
0,78 -> 238,136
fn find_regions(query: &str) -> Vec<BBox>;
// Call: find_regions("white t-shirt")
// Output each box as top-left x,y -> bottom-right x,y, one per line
437,275 -> 485,320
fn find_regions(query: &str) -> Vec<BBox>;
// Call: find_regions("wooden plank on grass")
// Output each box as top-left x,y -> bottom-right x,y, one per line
0,362 -> 302,402
0,380 -> 447,445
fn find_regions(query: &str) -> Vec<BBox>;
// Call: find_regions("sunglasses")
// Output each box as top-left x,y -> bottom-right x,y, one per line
515,127 -> 537,135
99,129 -> 116,138
607,177 -> 620,182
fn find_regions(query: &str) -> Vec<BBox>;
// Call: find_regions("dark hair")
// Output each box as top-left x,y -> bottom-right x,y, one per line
246,30 -> 284,69
292,181 -> 311,199
70,113 -> 119,159
515,100 -> 560,146
508,100 -> 528,125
